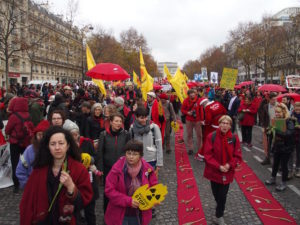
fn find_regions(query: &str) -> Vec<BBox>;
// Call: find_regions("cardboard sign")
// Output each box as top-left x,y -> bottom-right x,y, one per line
286,75 -> 300,89
220,68 -> 238,90
132,184 -> 168,210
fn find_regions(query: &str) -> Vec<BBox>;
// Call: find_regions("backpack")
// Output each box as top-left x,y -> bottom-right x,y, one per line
131,124 -> 156,148
14,112 -> 35,148
211,131 -> 236,148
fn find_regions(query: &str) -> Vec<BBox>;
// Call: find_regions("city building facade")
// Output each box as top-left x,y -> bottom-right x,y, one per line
0,0 -> 83,87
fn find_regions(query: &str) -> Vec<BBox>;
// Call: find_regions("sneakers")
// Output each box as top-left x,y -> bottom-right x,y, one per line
265,177 -> 276,185
288,171 -> 294,180
194,153 -> 204,161
166,149 -> 171,154
214,217 -> 226,225
276,182 -> 287,191
295,169 -> 300,178
247,143 -> 253,147
188,150 -> 194,155
261,157 -> 271,165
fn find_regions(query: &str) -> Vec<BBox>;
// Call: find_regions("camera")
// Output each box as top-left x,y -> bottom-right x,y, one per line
191,110 -> 197,118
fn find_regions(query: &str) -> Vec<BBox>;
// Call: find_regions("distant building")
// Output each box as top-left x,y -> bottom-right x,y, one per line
157,62 -> 178,77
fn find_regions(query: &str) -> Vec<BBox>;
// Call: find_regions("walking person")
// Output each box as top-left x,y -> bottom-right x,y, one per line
19,126 -> 93,224
104,140 -> 158,225
227,90 -> 240,133
181,89 -> 203,155
238,96 -> 258,147
97,112 -> 131,212
203,115 -> 242,225
265,103 -> 295,191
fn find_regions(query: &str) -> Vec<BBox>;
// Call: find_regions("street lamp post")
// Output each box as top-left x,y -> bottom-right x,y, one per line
80,25 -> 93,84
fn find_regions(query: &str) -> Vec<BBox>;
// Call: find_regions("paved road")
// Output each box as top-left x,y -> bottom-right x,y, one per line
0,125 -> 300,224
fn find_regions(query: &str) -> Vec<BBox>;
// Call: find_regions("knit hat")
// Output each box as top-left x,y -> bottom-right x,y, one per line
63,119 -> 79,133
159,93 -> 168,100
114,97 -> 124,106
147,92 -> 156,98
34,120 -> 50,134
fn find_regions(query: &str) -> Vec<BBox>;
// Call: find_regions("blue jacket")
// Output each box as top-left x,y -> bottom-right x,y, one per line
16,144 -> 35,188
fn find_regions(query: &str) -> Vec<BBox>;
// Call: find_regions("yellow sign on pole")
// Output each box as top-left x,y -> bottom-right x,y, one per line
220,68 -> 238,90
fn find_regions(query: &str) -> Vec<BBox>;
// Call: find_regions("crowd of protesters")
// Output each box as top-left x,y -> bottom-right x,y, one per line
1,80 -> 300,225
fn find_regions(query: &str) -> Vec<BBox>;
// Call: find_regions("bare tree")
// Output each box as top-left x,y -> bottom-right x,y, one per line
0,0 -> 28,89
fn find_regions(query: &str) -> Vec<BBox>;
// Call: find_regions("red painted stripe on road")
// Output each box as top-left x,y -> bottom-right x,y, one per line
175,124 -> 207,225
235,161 -> 297,225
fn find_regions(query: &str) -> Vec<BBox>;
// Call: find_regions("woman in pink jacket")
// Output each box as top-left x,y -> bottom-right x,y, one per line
104,140 -> 158,225
204,115 -> 242,225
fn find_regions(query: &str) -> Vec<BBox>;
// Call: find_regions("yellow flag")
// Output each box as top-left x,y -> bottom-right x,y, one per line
163,64 -> 173,82
133,71 -> 141,88
169,67 -> 189,103
86,44 -> 106,96
183,73 -> 189,82
140,48 -> 154,101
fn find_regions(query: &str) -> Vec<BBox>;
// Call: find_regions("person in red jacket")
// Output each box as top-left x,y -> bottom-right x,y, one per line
181,89 -> 204,155
5,97 -> 30,193
203,115 -> 242,225
145,92 -> 166,142
196,96 -> 227,159
19,126 -> 93,225
238,96 -> 258,147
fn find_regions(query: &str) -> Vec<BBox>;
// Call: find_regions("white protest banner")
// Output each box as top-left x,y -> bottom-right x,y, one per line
210,72 -> 218,84
286,75 -> 300,89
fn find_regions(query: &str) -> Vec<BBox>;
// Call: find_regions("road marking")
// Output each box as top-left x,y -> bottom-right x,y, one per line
267,167 -> 281,176
237,128 -> 242,141
288,185 -> 300,197
243,147 -> 251,152
252,146 -> 264,153
253,155 -> 263,163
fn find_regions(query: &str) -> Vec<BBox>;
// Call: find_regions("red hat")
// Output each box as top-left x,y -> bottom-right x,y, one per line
159,93 -> 168,100
34,120 -> 50,134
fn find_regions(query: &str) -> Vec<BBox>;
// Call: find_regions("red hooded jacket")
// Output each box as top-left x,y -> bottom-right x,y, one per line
5,97 -> 30,144
181,96 -> 203,122
238,102 -> 258,126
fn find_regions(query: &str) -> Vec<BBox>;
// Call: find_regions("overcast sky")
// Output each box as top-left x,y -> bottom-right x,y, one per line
39,0 -> 299,67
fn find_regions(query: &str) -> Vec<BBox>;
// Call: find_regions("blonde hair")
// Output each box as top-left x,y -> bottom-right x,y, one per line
218,115 -> 232,126
275,103 -> 289,119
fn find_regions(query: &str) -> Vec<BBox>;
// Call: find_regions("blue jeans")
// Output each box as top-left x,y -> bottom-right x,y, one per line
122,216 -> 139,225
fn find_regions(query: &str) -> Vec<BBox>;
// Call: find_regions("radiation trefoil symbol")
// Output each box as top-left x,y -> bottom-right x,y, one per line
132,184 -> 168,210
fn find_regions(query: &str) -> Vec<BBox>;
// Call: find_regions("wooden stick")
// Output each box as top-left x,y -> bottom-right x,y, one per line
262,213 -> 293,223
251,195 -> 271,204
182,218 -> 205,225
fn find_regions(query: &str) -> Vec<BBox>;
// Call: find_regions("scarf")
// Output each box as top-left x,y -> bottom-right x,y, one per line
126,160 -> 142,196
132,119 -> 150,136
216,128 -> 233,165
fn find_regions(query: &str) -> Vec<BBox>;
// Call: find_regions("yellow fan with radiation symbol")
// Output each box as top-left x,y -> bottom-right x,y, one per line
81,153 -> 91,169
132,183 -> 168,210
171,121 -> 179,132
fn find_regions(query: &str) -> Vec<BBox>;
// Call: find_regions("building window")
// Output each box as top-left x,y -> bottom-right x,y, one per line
22,62 -> 25,70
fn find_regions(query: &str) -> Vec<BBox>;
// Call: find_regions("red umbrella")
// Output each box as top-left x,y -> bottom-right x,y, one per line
86,63 -> 130,81
234,84 -> 242,89
258,84 -> 287,92
153,83 -> 163,91
239,81 -> 254,86
187,82 -> 197,88
277,93 -> 300,102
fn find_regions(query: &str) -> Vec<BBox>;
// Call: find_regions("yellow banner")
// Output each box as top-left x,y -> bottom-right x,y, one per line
133,70 -> 141,88
220,67 -> 238,90
86,44 -> 106,96
169,67 -> 189,103
163,64 -> 173,82
140,48 -> 154,100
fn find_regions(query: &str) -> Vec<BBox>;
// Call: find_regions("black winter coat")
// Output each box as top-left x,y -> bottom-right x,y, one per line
271,118 -> 295,154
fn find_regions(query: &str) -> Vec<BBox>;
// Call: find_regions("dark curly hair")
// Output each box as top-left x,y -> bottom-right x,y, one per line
123,140 -> 144,156
33,126 -> 81,168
